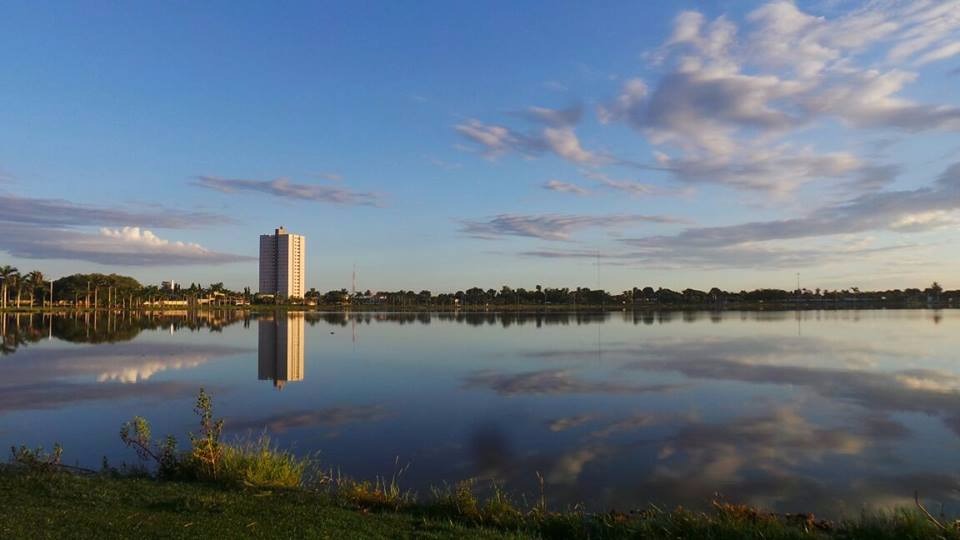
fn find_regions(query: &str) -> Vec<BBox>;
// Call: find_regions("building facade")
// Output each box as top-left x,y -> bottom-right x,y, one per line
259,226 -> 306,298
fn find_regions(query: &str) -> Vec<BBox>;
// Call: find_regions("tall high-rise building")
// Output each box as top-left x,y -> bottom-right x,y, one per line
257,313 -> 305,389
259,226 -> 306,298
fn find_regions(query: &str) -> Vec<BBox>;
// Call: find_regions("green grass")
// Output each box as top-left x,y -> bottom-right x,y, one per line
0,469 -> 525,540
2,468 -> 959,539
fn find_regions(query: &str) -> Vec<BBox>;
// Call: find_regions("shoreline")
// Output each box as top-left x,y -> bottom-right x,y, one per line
1,301 -> 956,314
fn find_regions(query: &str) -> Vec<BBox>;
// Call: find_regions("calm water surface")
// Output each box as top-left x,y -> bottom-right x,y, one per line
2,310 -> 959,517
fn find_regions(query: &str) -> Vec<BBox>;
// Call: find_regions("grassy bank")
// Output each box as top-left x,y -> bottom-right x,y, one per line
1,468 -> 956,540
0,468 -> 521,539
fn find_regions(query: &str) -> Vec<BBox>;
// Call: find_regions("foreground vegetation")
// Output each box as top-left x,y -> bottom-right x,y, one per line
0,470 -> 522,540
4,467 -> 958,540
3,390 -> 959,539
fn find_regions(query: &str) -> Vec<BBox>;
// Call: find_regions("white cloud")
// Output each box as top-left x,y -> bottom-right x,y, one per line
804,69 -> 960,131
0,195 -> 248,266
888,210 -> 960,232
1,342 -> 247,387
96,355 -> 211,383
455,120 -> 516,155
100,226 -> 205,250
543,126 -> 596,163
0,223 -> 252,266
456,105 -> 603,165
601,70 -> 803,157
596,1 -> 960,193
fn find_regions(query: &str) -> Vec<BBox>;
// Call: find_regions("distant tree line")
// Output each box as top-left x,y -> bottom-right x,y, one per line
299,283 -> 957,307
0,268 -> 251,309
1,266 -> 956,309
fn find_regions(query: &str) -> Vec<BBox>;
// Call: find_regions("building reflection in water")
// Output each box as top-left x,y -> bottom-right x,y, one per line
258,313 -> 305,389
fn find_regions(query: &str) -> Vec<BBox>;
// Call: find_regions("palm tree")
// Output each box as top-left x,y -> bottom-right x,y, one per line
11,273 -> 22,308
92,276 -> 108,309
0,265 -> 17,309
25,271 -> 45,308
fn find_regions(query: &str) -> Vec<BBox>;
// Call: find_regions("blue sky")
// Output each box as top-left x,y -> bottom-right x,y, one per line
1,1 -> 959,293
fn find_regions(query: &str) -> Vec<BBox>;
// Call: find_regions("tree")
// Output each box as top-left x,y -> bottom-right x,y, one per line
418,290 -> 432,305
709,287 -> 724,302
12,272 -> 23,308
927,282 -> 943,301
0,265 -> 17,309
25,270 -> 45,307
53,274 -> 141,306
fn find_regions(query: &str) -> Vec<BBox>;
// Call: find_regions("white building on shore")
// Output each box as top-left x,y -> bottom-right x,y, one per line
259,226 -> 306,299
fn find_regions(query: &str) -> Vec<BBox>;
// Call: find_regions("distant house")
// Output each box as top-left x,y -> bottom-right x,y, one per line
143,299 -> 189,307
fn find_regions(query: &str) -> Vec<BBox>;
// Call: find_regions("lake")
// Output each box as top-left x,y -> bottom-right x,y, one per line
2,309 -> 959,517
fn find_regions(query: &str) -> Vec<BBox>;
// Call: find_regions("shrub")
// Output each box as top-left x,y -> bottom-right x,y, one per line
187,388 -> 224,480
430,480 -> 481,521
119,389 -> 311,489
217,435 -> 310,489
119,417 -> 179,478
333,468 -> 413,511
9,443 -> 63,474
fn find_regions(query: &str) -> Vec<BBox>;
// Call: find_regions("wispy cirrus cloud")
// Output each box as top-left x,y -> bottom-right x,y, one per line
193,175 -> 383,207
622,162 -> 960,250
517,243 -> 917,270
511,162 -> 957,269
0,195 -> 232,228
579,170 -> 668,197
229,405 -> 389,434
464,369 -> 678,396
542,180 -> 590,196
0,381 -> 205,415
546,414 -> 596,432
460,213 -> 682,242
315,171 -> 343,182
